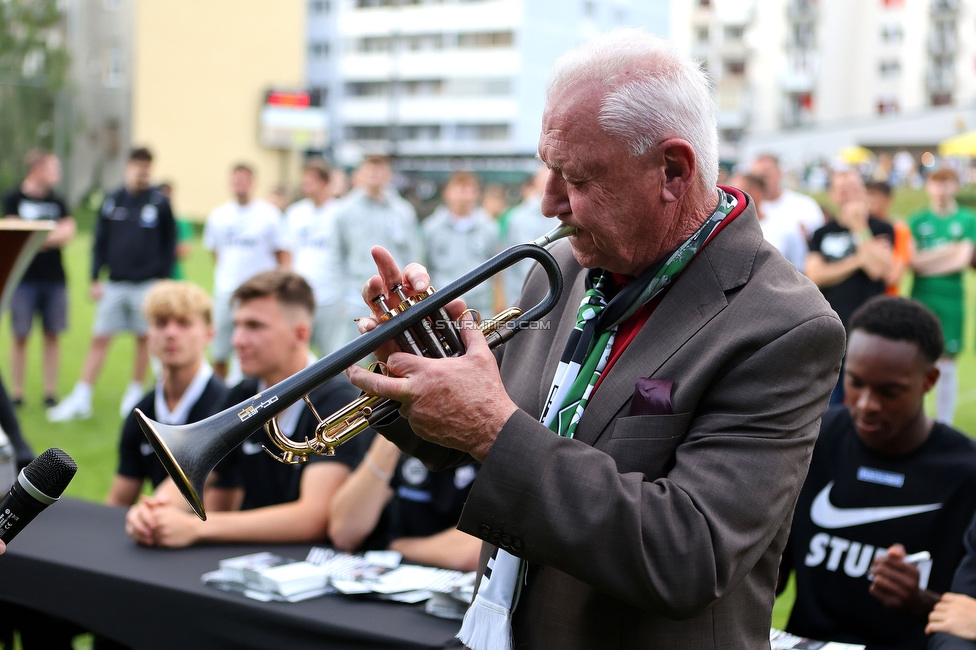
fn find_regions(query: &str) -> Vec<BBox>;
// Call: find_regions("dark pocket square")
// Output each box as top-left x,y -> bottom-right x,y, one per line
629,378 -> 674,416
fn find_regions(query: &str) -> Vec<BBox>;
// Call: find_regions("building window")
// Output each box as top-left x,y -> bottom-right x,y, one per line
103,45 -> 124,87
724,59 -> 746,76
583,1 -> 595,18
346,82 -> 389,97
880,23 -> 903,43
696,26 -> 709,43
724,25 -> 745,41
309,41 -> 330,58
448,78 -> 511,96
354,36 -> 393,53
347,125 -> 391,140
309,0 -> 330,13
457,31 -> 514,49
931,92 -> 953,105
402,79 -> 444,96
878,59 -> 901,77
792,22 -> 815,48
401,125 -> 441,141
877,98 -> 899,114
698,0 -> 711,7
455,124 -> 510,141
404,34 -> 445,51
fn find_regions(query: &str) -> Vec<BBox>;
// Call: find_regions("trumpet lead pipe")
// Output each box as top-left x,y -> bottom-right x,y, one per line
532,224 -> 577,248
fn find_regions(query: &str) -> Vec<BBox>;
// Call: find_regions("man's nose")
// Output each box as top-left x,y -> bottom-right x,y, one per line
540,172 -> 570,218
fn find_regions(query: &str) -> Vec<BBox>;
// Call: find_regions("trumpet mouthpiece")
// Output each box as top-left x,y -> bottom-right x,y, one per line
533,224 -> 577,247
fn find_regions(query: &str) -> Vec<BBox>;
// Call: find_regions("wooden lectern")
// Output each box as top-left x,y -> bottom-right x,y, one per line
0,218 -> 55,316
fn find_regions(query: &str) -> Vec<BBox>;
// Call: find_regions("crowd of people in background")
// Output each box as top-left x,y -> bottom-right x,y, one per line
6,136 -> 976,648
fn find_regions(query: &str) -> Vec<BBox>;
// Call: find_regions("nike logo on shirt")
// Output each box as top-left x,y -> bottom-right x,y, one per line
242,441 -> 265,455
140,442 -> 154,457
810,481 -> 942,529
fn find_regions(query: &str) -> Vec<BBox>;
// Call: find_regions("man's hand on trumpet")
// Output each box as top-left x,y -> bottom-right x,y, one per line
347,246 -> 517,462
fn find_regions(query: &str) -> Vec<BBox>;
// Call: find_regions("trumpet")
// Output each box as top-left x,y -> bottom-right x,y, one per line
136,224 -> 576,519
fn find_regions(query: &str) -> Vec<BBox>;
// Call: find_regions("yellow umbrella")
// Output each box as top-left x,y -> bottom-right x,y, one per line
836,145 -> 875,165
938,130 -> 976,157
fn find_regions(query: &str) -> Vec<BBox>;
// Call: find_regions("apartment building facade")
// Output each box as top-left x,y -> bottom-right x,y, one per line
677,0 -> 976,163
306,0 -> 670,177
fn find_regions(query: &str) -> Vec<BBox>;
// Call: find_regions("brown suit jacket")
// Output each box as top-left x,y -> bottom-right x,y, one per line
379,200 -> 846,649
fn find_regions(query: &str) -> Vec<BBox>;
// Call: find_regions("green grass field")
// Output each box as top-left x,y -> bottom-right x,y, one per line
0,188 -> 974,632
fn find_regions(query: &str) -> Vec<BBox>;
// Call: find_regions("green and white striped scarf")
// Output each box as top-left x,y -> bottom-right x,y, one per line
457,190 -> 737,650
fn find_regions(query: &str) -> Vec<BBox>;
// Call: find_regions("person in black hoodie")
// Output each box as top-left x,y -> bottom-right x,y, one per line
47,147 -> 176,423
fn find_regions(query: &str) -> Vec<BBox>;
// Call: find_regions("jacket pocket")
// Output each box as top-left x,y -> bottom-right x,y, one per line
609,412 -> 691,440
604,413 -> 691,476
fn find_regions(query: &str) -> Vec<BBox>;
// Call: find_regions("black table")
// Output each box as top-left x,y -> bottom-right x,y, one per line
0,498 -> 462,649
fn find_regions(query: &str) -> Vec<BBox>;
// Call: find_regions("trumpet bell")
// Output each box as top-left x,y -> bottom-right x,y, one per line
136,408 -> 213,520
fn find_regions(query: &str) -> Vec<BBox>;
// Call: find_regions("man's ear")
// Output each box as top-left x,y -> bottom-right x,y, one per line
922,364 -> 941,393
659,139 -> 697,203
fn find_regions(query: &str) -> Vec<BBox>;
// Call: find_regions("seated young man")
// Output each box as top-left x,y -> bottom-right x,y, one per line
106,280 -> 228,506
779,295 -> 976,649
124,270 -> 372,547
328,434 -> 481,572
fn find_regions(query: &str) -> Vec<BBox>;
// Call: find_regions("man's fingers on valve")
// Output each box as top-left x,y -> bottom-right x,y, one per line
347,363 -> 408,403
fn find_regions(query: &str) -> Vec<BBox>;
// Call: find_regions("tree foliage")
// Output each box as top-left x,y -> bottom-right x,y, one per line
0,0 -> 70,192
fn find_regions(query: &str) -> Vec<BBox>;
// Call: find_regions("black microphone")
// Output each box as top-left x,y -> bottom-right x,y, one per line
0,448 -> 77,544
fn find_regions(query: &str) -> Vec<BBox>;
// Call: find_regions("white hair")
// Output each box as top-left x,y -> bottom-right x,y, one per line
546,28 -> 719,190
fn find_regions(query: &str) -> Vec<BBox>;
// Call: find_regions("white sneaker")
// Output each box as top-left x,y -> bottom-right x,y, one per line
46,392 -> 93,422
119,384 -> 144,417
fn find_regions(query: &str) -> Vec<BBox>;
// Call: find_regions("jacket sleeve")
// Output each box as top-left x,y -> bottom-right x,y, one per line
457,313 -> 844,619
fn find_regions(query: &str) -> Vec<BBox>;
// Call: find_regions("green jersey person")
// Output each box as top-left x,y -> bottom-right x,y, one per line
909,167 -> 976,425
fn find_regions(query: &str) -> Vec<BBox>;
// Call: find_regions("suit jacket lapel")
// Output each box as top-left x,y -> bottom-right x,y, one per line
572,204 -> 763,446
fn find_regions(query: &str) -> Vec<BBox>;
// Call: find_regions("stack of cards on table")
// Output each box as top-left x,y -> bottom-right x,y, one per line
202,551 -> 333,602
203,548 -> 476,608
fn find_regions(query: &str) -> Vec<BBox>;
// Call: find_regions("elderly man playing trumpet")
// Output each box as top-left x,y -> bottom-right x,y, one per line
348,29 -> 845,650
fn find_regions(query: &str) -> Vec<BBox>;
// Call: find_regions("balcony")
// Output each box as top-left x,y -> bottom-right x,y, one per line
930,0 -> 959,18
787,0 -> 818,22
928,32 -> 956,55
780,53 -> 818,93
926,67 -> 955,93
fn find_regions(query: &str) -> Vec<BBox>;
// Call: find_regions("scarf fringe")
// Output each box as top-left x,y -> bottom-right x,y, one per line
457,594 -> 514,650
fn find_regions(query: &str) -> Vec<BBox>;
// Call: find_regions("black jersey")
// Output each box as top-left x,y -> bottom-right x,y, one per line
363,457 -> 479,551
808,217 -> 894,328
2,188 -> 70,283
783,407 -> 976,649
216,375 -> 373,511
116,375 -> 229,488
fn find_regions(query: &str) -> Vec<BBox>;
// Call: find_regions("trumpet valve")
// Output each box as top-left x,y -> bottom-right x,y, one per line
263,447 -> 308,465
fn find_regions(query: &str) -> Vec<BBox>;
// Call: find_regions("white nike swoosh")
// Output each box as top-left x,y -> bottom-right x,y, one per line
140,442 -> 154,457
242,441 -> 265,455
810,481 -> 942,529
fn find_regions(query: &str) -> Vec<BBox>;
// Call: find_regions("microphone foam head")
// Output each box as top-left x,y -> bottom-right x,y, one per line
23,448 -> 78,498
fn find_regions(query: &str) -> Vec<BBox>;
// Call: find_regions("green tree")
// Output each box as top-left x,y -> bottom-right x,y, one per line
0,0 -> 70,192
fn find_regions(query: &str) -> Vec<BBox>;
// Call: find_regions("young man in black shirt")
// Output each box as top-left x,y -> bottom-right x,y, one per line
105,281 -> 228,506
806,169 -> 894,405
47,147 -> 176,422
779,296 -> 976,649
2,150 -> 76,407
124,270 -> 371,547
